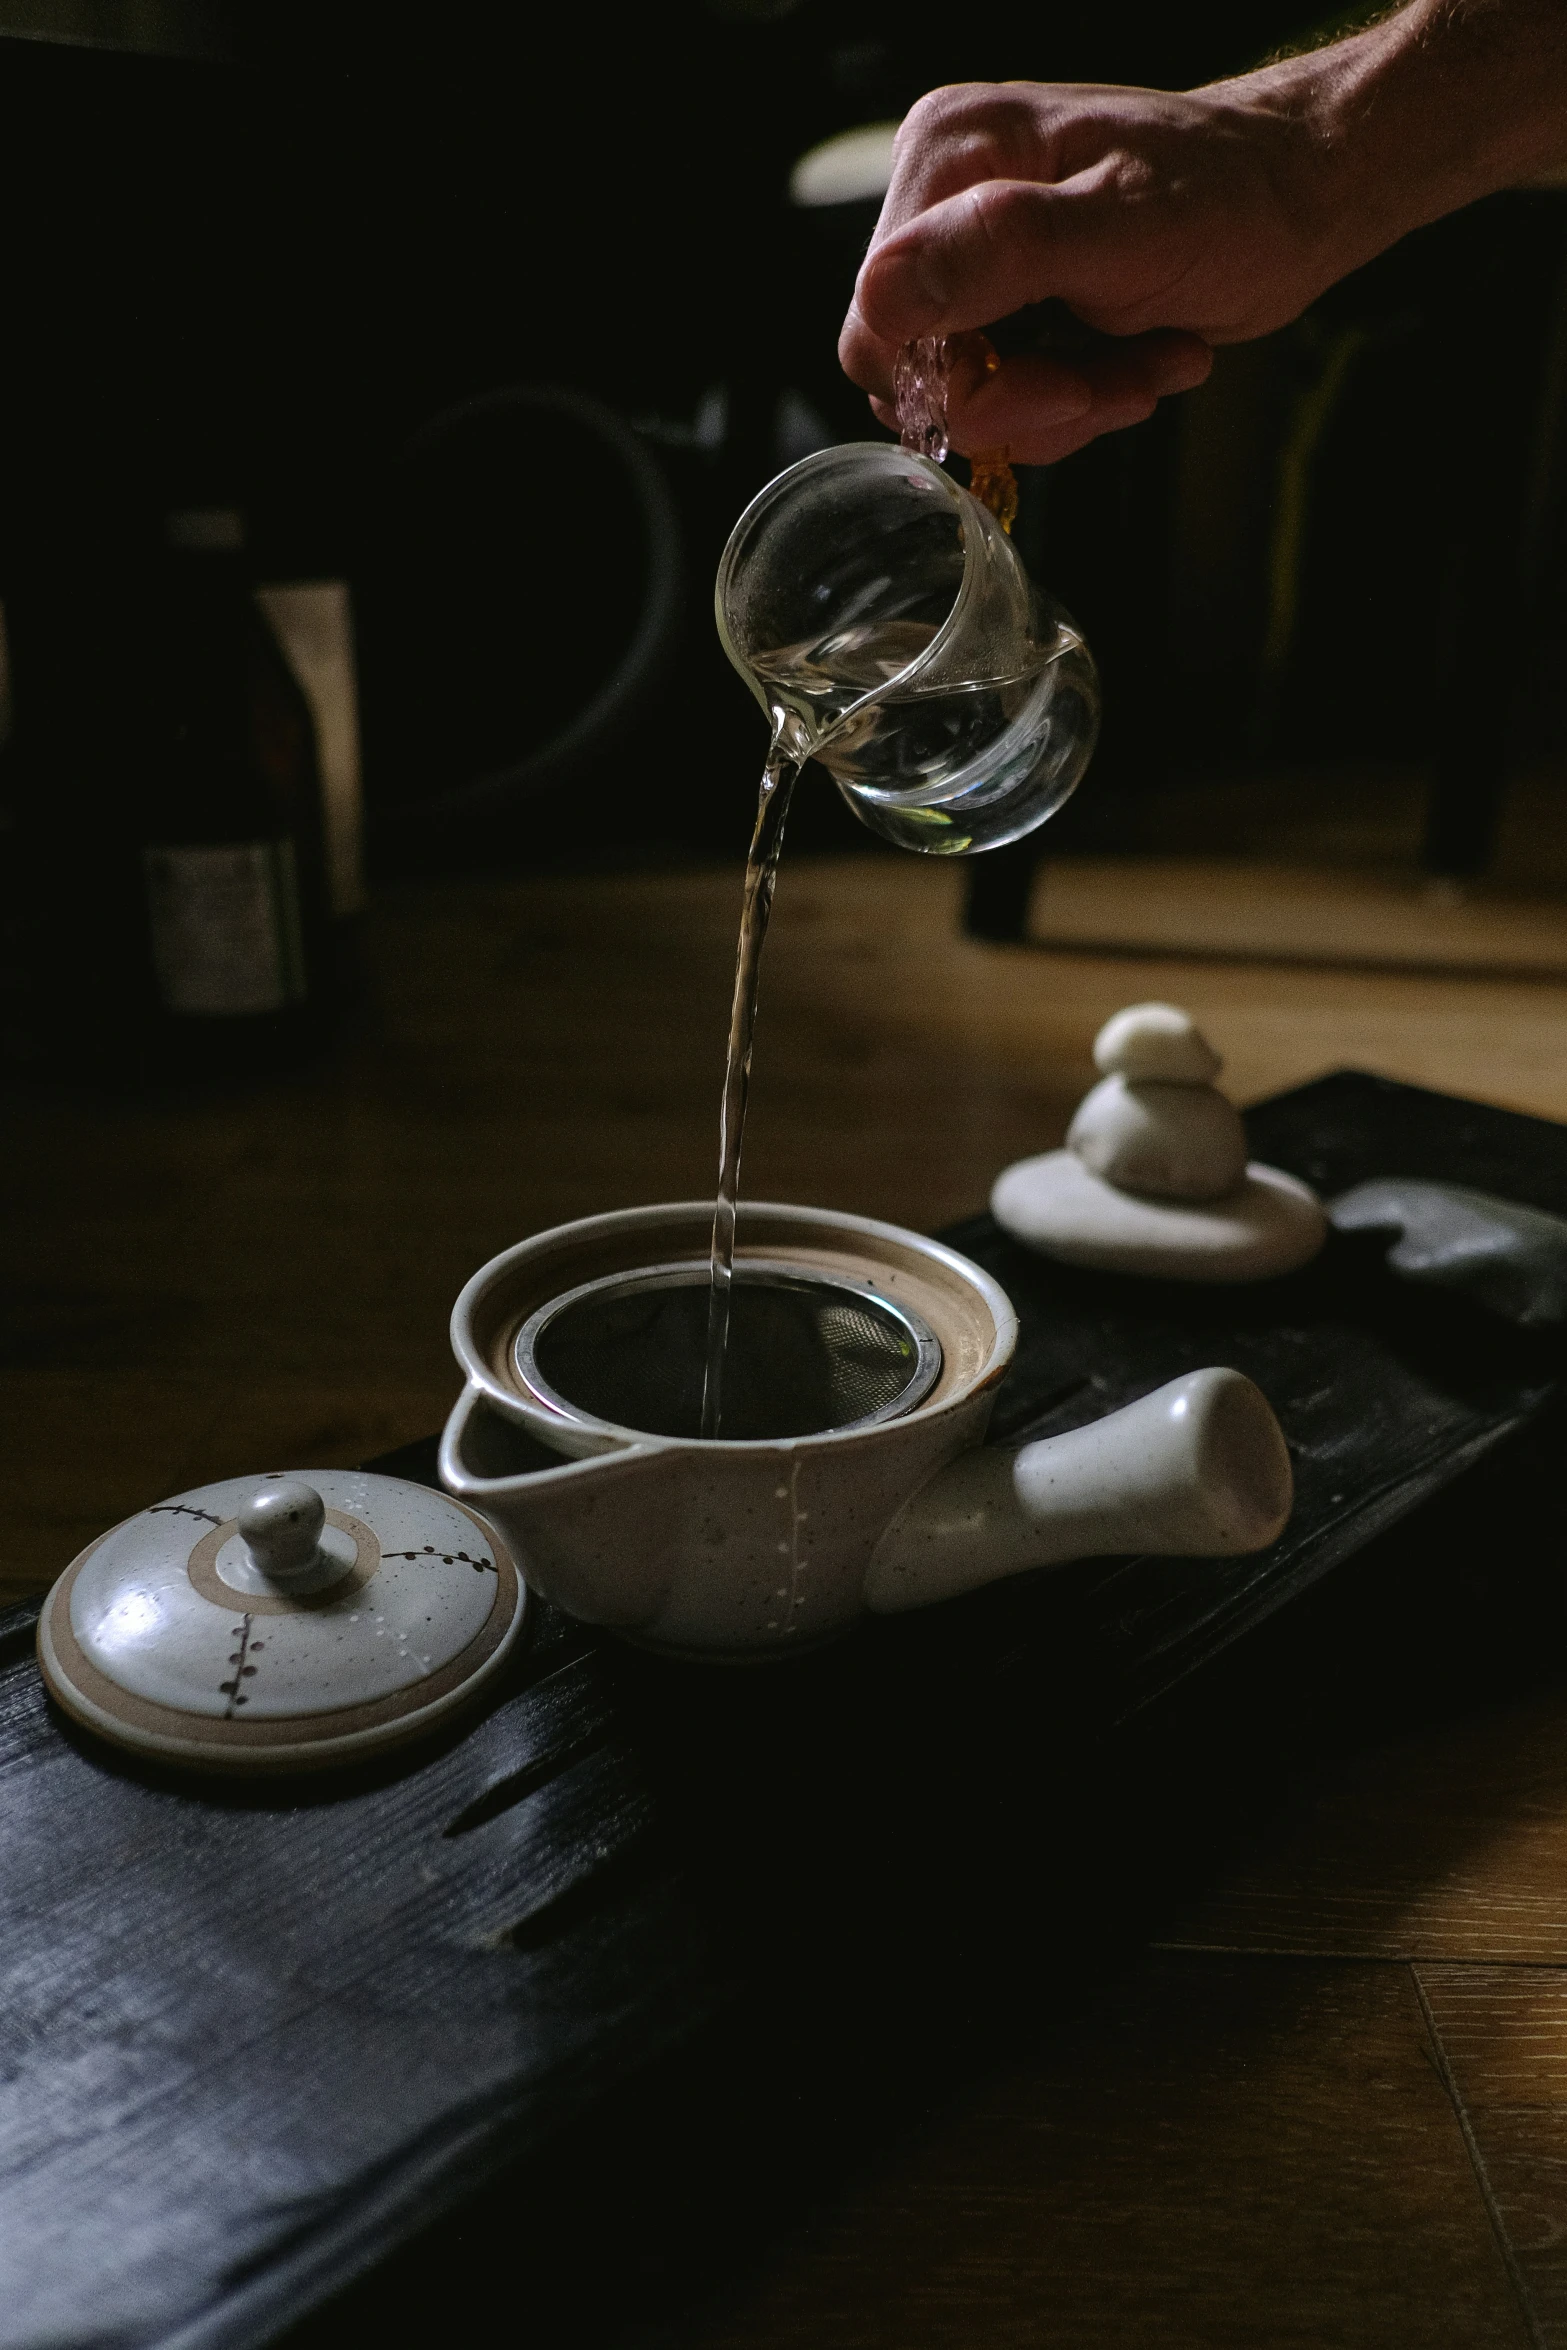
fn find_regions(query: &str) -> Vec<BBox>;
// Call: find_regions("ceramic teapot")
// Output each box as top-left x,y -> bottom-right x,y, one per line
439,1201 -> 1292,1660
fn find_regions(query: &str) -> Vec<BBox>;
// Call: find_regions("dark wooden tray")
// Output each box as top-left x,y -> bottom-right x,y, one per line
5,1070 -> 1567,2350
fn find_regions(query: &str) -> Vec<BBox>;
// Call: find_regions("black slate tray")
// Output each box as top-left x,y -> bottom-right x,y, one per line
6,1070 -> 1567,2350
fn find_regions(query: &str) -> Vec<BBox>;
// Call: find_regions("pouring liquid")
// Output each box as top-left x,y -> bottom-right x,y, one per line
753,619 -> 1051,795
698,609 -> 1006,1436
699,746 -> 800,1439
701,342 -> 1025,1437
698,632 -> 1060,1436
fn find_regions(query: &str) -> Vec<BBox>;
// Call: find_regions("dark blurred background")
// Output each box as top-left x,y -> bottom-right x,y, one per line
0,0 -> 1564,983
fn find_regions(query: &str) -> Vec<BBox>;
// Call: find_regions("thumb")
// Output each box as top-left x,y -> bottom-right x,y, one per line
855,175 -> 1144,344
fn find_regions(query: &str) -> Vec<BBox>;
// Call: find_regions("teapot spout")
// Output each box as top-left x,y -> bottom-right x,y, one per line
862,1368 -> 1291,1615
439,1384 -> 677,1630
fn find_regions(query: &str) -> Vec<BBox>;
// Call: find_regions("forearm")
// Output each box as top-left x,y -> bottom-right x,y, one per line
1230,0 -> 1567,281
840,0 -> 1567,457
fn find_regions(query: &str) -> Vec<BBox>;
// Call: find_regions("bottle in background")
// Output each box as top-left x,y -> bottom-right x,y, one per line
254,580 -> 364,927
0,602 -> 22,1068
139,507 -> 331,1073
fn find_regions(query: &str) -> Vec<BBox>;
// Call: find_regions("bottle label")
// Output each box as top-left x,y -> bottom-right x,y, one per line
144,841 -> 307,1016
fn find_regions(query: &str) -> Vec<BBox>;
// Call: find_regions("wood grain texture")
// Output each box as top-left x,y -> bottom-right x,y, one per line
682,1956 -> 1533,2350
0,1611 -> 709,2350
0,1063 -> 1563,2350
1414,1965 -> 1567,2347
1160,1693 -> 1567,1964
10,857 -> 1567,2349
1420,1967 -> 1567,2348
1029,856 -> 1567,979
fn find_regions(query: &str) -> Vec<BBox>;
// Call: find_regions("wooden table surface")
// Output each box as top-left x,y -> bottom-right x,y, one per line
10,848 -> 1567,2348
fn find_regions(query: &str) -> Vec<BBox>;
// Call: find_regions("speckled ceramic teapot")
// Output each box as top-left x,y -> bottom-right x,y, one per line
439,1201 -> 1292,1661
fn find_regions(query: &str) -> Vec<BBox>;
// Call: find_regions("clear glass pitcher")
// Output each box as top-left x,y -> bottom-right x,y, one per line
714,441 -> 1099,855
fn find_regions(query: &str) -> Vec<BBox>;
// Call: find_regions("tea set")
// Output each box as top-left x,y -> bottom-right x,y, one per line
39,438 -> 1343,1773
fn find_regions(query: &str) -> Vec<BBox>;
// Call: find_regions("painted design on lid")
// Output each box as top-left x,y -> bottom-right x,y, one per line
37,1468 -> 527,1775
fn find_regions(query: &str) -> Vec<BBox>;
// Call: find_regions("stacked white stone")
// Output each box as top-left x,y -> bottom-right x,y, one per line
991,1002 -> 1327,1283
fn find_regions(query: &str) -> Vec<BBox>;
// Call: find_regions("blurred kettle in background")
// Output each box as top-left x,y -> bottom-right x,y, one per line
359,385 -> 688,867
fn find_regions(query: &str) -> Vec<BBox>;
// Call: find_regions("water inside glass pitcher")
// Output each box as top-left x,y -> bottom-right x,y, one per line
715,441 -> 1098,857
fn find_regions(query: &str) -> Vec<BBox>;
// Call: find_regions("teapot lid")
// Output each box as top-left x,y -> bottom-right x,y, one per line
37,1468 -> 526,1775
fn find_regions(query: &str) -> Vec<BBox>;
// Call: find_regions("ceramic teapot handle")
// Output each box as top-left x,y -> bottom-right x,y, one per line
862,1367 -> 1292,1614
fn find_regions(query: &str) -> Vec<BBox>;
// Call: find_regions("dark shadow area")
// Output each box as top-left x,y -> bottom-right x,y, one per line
272,1068 -> 1567,2348
274,1399 -> 1567,2350
6,1073 -> 1567,2350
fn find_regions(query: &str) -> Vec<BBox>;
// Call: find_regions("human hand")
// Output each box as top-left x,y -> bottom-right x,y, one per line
841,1 -> 1567,461
840,72 -> 1364,464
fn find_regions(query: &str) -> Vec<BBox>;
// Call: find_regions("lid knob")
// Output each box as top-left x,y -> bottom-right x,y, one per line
238,1479 -> 327,1587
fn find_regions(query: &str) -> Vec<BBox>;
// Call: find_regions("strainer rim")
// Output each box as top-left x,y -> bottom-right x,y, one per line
513,1256 -> 943,1444
449,1200 -> 1019,1455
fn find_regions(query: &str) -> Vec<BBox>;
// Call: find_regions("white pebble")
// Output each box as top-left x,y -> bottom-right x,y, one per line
1067,1075 -> 1248,1204
991,1152 -> 1326,1282
1092,1002 -> 1222,1086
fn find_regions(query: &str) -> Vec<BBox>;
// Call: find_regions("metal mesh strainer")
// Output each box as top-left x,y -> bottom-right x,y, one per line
513,1260 -> 942,1441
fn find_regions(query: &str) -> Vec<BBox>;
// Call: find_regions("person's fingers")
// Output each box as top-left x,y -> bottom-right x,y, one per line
839,299 -> 896,399
1137,329 -> 1214,395
869,85 -> 1074,241
856,172 -> 1157,346
848,338 -> 1095,444
860,331 -> 1212,465
867,82 -> 1148,256
994,407 -> 1143,467
1052,329 -> 1211,411
945,333 -> 1211,461
956,366 -> 1150,462
944,346 -> 1093,439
